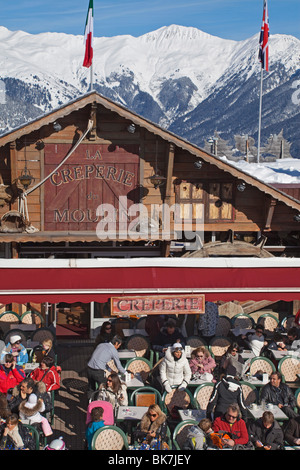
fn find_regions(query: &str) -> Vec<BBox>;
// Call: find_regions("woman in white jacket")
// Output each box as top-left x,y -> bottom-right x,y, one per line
159,343 -> 191,393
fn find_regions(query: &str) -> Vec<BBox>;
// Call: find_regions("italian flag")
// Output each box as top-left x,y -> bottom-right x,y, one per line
83,0 -> 94,68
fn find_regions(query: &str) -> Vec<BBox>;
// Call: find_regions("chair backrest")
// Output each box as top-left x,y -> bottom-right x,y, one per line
20,310 -> 43,327
135,316 -> 147,330
231,314 -> 255,329
125,334 -> 150,357
278,356 -> 300,383
162,387 -> 194,415
193,383 -> 214,411
91,425 -> 128,450
240,381 -> 258,406
186,336 -> 207,350
30,327 -> 55,344
215,316 -> 232,337
172,420 -> 198,450
129,386 -> 163,408
86,400 -> 114,425
208,336 -> 231,360
111,317 -> 134,339
0,311 -> 20,333
257,314 -> 278,333
125,357 -> 152,382
23,424 -> 40,450
294,388 -> 300,410
249,356 -> 276,376
280,316 -> 296,331
4,328 -> 27,345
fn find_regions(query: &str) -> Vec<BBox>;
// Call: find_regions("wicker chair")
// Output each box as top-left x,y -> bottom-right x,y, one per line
231,314 -> 255,330
125,357 -> 152,383
172,420 -> 198,450
111,317 -> 134,339
162,387 -> 195,416
215,316 -> 232,337
30,327 -> 55,344
240,381 -> 258,406
249,356 -> 276,376
193,383 -> 214,411
91,426 -> 129,450
278,356 -> 300,383
208,336 -> 231,361
257,313 -> 279,334
0,311 -> 20,333
125,334 -> 150,358
129,386 -> 163,408
20,310 -> 43,327
186,336 -> 207,351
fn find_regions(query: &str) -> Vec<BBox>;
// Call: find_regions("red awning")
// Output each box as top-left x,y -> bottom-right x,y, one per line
0,258 -> 300,303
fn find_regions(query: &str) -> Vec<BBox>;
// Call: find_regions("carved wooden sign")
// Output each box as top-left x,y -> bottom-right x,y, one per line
44,143 -> 140,231
111,294 -> 205,316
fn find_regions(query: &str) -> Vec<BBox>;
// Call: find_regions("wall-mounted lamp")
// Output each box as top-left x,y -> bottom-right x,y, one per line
147,138 -> 166,189
294,213 -> 300,222
127,123 -> 136,134
194,159 -> 203,169
53,121 -> 62,132
19,167 -> 34,190
237,181 -> 246,192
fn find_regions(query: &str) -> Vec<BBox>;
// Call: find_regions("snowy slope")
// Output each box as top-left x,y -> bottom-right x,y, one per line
0,24 -> 299,155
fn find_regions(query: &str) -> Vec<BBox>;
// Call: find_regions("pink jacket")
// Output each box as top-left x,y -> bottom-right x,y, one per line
189,355 -> 216,375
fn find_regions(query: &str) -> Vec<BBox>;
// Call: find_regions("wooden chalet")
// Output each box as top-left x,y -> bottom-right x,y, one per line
0,91 -> 300,337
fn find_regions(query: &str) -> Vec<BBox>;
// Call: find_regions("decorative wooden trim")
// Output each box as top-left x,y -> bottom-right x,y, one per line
264,198 -> 277,231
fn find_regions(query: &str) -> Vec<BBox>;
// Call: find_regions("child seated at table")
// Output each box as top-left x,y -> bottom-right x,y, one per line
85,406 -> 105,450
183,418 -> 216,450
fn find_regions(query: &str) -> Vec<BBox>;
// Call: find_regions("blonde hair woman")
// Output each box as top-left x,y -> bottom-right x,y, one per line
134,404 -> 168,445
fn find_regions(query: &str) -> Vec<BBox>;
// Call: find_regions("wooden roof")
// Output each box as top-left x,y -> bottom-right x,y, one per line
1,90 -> 300,212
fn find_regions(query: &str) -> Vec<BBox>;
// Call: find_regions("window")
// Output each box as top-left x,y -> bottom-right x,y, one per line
176,181 -> 234,223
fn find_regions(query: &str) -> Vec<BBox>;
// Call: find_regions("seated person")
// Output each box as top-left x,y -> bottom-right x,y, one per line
95,372 -> 128,409
241,324 -> 268,357
0,413 -> 36,450
189,346 -> 216,381
133,404 -> 168,446
183,418 -> 215,450
152,319 -> 186,357
212,403 -> 250,449
32,338 -> 56,363
85,406 -> 105,450
277,327 -> 300,352
206,375 -> 248,421
248,410 -> 284,450
29,356 -> 61,392
219,343 -> 245,379
0,335 -> 28,365
159,343 -> 191,394
260,371 -> 298,419
19,393 -> 53,437
284,416 -> 300,446
8,377 -> 52,418
0,354 -> 26,395
94,322 -> 114,348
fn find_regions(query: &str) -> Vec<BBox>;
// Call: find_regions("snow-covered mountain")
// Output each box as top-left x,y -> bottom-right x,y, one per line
0,24 -> 299,156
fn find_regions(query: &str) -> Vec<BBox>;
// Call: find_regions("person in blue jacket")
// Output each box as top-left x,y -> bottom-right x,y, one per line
85,406 -> 105,450
1,335 -> 28,365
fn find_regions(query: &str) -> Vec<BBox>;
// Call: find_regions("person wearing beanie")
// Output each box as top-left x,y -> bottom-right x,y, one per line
159,343 -> 191,394
1,335 -> 28,365
19,393 -> 53,437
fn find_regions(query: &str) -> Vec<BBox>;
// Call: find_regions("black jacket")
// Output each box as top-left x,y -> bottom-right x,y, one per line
284,416 -> 300,445
206,376 -> 248,421
248,417 -> 284,450
0,421 -> 36,450
260,382 -> 296,409
152,327 -> 186,353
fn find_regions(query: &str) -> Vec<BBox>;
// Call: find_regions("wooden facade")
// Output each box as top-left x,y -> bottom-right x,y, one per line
0,91 -> 299,256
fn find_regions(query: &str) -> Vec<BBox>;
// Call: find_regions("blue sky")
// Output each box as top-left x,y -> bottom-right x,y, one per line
1,0 -> 299,40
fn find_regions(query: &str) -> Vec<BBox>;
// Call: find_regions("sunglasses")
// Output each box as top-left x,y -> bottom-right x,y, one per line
227,413 -> 238,420
107,379 -> 112,383
149,413 -> 158,417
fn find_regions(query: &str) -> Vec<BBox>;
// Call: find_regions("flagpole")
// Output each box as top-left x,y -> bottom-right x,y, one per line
257,67 -> 263,163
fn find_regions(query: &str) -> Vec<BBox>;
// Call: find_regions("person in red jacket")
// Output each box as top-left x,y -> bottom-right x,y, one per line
0,354 -> 26,395
29,356 -> 61,392
212,403 -> 250,449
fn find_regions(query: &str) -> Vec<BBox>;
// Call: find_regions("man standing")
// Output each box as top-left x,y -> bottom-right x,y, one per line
260,371 -> 298,418
87,335 -> 127,398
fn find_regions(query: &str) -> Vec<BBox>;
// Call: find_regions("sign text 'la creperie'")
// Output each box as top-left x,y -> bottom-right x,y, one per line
111,294 -> 205,316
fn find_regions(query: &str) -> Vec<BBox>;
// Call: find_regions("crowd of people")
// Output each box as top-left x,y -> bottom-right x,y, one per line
0,332 -> 61,450
85,304 -> 300,450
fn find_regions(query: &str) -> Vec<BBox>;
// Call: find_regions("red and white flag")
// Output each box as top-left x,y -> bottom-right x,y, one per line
259,0 -> 269,71
83,0 -> 94,68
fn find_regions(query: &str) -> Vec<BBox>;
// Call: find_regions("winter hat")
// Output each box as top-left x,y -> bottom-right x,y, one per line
10,335 -> 21,344
172,342 -> 183,351
24,394 -> 38,409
